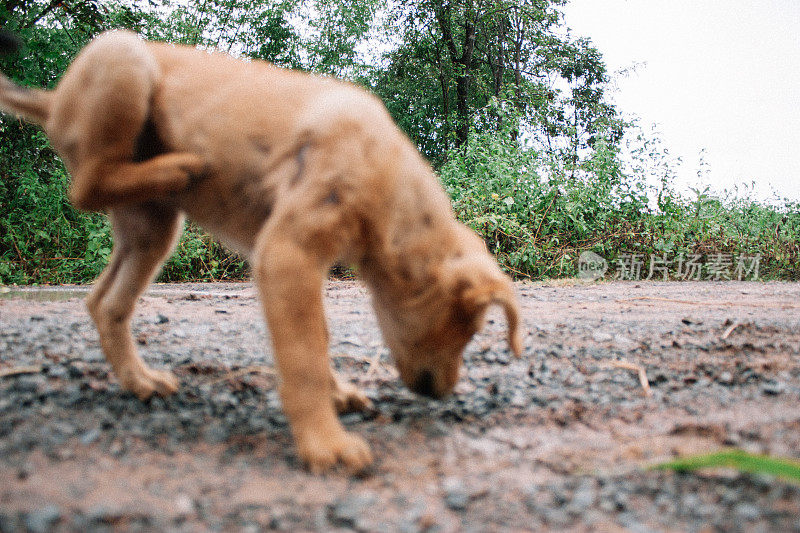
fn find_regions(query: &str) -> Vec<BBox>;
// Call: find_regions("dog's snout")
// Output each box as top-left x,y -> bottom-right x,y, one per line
411,370 -> 439,399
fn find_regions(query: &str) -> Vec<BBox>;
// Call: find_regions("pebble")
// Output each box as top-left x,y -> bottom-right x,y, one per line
761,381 -> 785,395
718,371 -> 734,385
203,422 -> 229,444
24,505 -> 61,533
734,502 -> 761,521
328,493 -> 377,528
80,428 -> 101,445
67,363 -> 84,378
568,481 -> 596,513
47,365 -> 69,379
174,494 -> 195,518
13,374 -> 45,393
442,478 -> 470,511
593,331 -> 613,343
0,514 -> 19,532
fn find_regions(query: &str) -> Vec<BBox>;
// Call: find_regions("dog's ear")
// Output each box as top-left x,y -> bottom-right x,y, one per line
450,257 -> 523,358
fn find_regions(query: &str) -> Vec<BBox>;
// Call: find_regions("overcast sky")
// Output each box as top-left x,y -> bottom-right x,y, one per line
561,0 -> 800,203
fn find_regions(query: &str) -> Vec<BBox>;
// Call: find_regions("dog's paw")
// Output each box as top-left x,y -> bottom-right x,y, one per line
331,382 -> 373,414
120,367 -> 179,400
181,159 -> 212,188
151,153 -> 207,193
297,429 -> 373,474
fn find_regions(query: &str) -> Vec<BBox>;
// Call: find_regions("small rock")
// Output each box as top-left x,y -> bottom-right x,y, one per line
510,391 -> 527,408
13,374 -> 45,393
155,313 -> 170,324
424,420 -> 450,438
0,514 -> 19,532
174,494 -> 194,518
442,477 -> 469,511
651,371 -> 669,384
52,421 -> 76,437
212,391 -> 238,407
616,511 -> 649,533
339,413 -> 363,426
613,334 -> 637,350
80,428 -> 101,445
761,381 -> 785,395
681,492 -> 701,512
203,422 -> 228,443
568,481 -> 596,513
734,502 -> 761,521
544,508 -> 571,527
328,493 -> 377,528
593,331 -> 613,343
16,462 -> 32,480
67,363 -> 84,378
718,371 -> 734,385
47,365 -> 69,379
85,504 -> 122,525
24,505 -> 61,533
109,440 -> 126,457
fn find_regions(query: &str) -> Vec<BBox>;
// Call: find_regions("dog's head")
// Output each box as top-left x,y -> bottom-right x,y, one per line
374,235 -> 522,399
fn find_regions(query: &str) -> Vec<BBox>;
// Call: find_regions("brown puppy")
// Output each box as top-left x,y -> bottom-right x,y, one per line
0,30 -> 522,473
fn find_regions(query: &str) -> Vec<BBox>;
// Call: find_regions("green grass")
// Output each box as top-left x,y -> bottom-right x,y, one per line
651,449 -> 800,485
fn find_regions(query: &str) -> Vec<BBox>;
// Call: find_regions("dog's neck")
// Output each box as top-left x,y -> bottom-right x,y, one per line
355,146 -> 466,315
360,216 -> 460,319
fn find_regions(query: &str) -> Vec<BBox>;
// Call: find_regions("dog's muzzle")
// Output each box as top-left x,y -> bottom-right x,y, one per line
410,369 -> 441,399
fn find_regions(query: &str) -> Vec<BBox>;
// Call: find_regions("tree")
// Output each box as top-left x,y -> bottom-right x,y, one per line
368,0 -> 622,167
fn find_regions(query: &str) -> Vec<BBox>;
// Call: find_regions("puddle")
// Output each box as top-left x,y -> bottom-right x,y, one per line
0,284 -> 256,301
0,286 -> 90,301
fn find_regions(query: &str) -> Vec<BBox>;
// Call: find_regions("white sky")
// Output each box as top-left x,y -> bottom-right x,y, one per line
562,0 -> 800,203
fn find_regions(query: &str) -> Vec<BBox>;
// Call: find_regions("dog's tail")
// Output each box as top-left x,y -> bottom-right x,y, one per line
0,30 -> 52,125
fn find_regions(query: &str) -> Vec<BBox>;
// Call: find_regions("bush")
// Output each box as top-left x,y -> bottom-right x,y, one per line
439,116 -> 799,281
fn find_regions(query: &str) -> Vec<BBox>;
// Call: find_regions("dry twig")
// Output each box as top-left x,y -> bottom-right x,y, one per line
206,365 -> 275,385
721,321 -> 743,340
365,351 -> 385,378
606,359 -> 652,397
0,365 -> 42,378
333,352 -> 394,378
615,297 -> 800,309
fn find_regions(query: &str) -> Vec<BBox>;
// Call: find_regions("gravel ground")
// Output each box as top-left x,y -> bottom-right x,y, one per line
1,280 -> 799,532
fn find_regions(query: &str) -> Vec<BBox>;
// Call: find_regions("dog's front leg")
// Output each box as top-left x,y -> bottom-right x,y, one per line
254,235 -> 372,474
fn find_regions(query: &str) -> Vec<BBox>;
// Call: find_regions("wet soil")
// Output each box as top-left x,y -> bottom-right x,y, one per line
1,280 -> 799,532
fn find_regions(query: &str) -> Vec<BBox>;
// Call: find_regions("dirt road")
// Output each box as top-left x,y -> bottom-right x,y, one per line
1,280 -> 799,531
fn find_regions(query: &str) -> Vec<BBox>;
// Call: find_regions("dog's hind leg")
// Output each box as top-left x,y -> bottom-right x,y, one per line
45,30 -> 205,212
86,203 -> 183,400
69,154 -> 206,212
